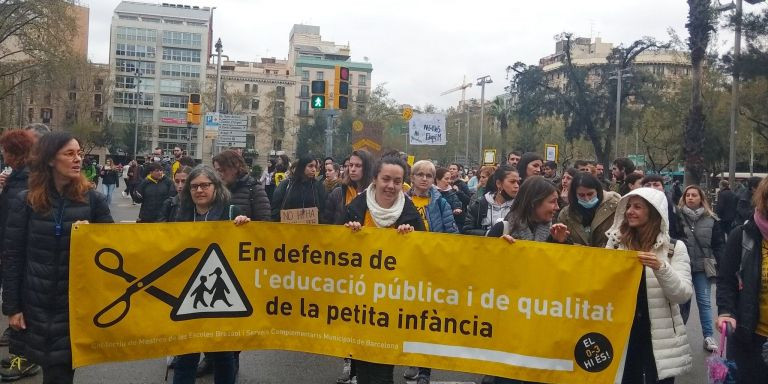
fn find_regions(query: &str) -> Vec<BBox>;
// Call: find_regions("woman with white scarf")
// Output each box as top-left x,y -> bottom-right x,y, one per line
344,156 -> 425,384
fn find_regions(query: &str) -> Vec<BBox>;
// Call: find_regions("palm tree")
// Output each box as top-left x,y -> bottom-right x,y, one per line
684,0 -> 715,186
489,96 -> 511,157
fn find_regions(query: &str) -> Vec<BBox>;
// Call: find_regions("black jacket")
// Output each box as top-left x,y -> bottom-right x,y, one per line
100,167 -> 120,186
324,184 -> 355,225
271,177 -> 326,222
463,195 -> 491,236
716,188 -> 738,223
345,193 -> 426,231
717,220 -> 763,343
158,195 -> 180,222
0,168 -> 28,251
736,189 -> 754,225
136,176 -> 174,222
228,174 -> 271,221
2,190 -> 113,366
174,202 -> 241,223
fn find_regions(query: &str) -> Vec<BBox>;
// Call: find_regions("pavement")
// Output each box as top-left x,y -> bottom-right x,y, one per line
0,193 -> 715,383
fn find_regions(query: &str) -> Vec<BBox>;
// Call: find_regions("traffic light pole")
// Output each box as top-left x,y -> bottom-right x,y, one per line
325,109 -> 339,158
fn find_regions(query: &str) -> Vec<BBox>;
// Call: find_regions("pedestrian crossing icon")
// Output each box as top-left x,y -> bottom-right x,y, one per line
171,243 -> 252,320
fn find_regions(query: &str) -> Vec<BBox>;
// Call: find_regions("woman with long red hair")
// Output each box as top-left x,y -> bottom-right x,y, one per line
2,131 -> 113,383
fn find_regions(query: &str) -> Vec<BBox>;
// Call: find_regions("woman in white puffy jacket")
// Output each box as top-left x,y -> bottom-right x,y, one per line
605,187 -> 693,383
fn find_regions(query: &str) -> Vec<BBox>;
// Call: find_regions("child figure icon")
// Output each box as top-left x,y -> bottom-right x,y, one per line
208,267 -> 232,308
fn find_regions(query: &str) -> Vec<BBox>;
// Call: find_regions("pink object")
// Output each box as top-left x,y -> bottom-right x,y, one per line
706,322 -> 732,384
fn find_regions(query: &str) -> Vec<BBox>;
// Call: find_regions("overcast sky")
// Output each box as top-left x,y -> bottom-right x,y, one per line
82,0 -> 750,109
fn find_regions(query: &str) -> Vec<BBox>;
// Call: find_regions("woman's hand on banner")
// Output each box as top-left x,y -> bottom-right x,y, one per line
501,235 -> 516,243
233,216 -> 250,226
74,220 -> 89,225
9,313 -> 25,331
396,224 -> 414,234
345,221 -> 362,232
550,223 -> 570,243
637,251 -> 662,270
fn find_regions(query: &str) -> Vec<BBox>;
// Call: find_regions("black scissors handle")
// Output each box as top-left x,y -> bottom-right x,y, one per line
95,248 -> 133,282
94,292 -> 131,328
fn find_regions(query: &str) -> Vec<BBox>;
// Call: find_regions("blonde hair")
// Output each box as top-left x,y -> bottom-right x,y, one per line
677,184 -> 716,218
411,160 -> 435,177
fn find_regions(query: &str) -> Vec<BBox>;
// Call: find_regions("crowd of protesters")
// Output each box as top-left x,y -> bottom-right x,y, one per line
0,125 -> 765,384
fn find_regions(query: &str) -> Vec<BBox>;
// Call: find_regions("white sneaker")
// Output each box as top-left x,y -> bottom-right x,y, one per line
704,336 -> 718,352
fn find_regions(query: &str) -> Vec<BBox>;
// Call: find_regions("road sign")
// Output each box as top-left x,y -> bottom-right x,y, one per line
311,95 -> 325,109
353,120 -> 364,132
402,107 -> 413,121
545,144 -> 559,162
217,114 -> 248,148
483,149 -> 497,165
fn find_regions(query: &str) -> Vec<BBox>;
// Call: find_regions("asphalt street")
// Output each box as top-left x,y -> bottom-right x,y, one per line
0,193 -> 714,383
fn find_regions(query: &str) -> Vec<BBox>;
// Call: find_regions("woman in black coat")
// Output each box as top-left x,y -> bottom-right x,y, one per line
2,132 -> 113,383
271,156 -> 326,222
212,150 -> 271,221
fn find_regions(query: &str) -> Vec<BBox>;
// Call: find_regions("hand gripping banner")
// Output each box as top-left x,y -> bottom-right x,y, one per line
70,222 -> 642,384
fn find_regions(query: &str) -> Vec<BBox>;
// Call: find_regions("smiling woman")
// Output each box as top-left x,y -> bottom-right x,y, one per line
2,131 -> 114,383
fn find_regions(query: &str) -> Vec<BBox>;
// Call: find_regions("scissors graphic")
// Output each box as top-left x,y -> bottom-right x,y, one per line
93,247 -> 199,328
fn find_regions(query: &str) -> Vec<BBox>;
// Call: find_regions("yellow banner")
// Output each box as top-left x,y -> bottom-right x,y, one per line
70,222 -> 641,383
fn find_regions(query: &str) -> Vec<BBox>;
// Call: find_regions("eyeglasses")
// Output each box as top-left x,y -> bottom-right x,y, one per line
60,150 -> 84,159
190,182 -> 214,191
413,172 -> 434,179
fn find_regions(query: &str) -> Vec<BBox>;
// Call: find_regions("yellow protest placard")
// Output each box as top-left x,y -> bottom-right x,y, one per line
70,222 -> 641,383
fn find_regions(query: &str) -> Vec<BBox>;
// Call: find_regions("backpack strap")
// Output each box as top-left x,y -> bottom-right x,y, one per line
502,220 -> 511,236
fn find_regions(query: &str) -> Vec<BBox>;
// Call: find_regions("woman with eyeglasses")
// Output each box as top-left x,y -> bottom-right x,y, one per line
3,132 -> 113,383
170,165 -> 249,384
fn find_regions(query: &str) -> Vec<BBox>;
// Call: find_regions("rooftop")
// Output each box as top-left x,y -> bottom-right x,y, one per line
115,1 -> 211,21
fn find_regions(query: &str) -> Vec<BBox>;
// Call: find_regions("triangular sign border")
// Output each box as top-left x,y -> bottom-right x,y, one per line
170,243 -> 253,321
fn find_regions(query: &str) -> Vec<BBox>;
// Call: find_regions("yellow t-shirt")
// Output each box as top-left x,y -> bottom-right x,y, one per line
363,211 -> 396,228
274,172 -> 286,186
345,186 -> 358,206
757,240 -> 768,336
171,161 -> 180,178
411,195 -> 430,232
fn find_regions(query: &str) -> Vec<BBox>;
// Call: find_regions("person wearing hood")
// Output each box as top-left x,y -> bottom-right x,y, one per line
344,156 -> 425,384
516,152 -> 543,183
676,184 -> 724,353
463,165 -> 519,236
717,176 -> 768,383
213,150 -> 271,222
605,187 -> 693,383
556,172 -> 621,248
271,156 -> 326,222
406,160 -> 458,234
135,162 -> 174,223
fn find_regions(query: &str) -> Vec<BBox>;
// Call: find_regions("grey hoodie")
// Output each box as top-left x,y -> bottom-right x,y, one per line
481,191 -> 514,229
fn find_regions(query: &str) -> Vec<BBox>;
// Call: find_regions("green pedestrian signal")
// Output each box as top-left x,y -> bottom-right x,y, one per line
311,80 -> 328,110
311,95 -> 326,109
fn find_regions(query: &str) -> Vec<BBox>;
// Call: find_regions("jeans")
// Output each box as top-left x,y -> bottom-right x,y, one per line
102,183 -> 116,205
42,364 -> 75,384
679,272 -> 714,337
172,352 -> 235,384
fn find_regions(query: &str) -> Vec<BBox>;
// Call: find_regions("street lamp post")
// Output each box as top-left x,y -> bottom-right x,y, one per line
477,75 -> 492,165
610,62 -> 632,160
728,0 -> 743,186
213,38 -> 223,156
133,67 -> 141,161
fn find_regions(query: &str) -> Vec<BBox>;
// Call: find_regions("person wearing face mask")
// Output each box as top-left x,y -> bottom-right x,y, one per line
516,152 -> 543,183
463,166 -> 519,236
556,173 -> 620,248
676,185 -> 724,353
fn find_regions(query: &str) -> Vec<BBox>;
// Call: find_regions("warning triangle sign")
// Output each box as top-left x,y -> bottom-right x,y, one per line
171,243 -> 253,321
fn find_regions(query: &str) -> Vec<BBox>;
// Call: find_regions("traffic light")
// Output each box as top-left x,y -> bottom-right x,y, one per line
187,93 -> 201,125
311,80 -> 328,109
335,66 -> 349,109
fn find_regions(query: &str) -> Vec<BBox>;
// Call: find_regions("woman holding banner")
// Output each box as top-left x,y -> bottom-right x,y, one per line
605,188 -> 693,383
463,165 -> 519,236
345,156 -> 425,384
716,176 -> 768,383
271,156 -> 326,222
2,132 -> 114,383
171,165 -> 250,384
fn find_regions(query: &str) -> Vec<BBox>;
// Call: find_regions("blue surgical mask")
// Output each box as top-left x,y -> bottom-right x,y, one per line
578,196 -> 599,209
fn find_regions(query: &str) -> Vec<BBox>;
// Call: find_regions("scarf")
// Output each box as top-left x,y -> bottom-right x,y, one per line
509,221 -> 552,242
146,174 -> 160,184
366,184 -> 405,228
754,211 -> 768,240
682,206 -> 705,222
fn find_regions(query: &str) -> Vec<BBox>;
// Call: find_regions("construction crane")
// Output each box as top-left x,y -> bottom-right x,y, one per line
441,76 -> 473,111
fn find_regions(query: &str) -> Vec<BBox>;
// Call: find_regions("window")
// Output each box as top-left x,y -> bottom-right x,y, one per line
142,18 -> 160,23
115,75 -> 137,89
94,78 -> 103,91
316,71 -> 324,80
94,94 -> 102,108
114,91 -> 154,106
301,70 -> 309,81
164,19 -> 183,25
162,47 -> 201,63
113,107 -> 152,123
276,86 -> 285,99
68,92 -> 77,101
358,74 -> 367,86
241,98 -> 249,110
251,98 -> 259,110
245,84 -> 250,93
162,31 -> 202,47
161,63 -> 200,78
159,126 -> 198,140
299,101 -> 309,116
273,139 -> 282,151
40,108 -> 52,123
115,60 -> 155,75
357,89 -> 367,101
160,94 -> 189,109
274,118 -> 285,135
159,110 -> 186,121
300,85 -> 309,98
274,101 -> 285,117
116,43 -> 156,58
116,27 -> 157,42
159,79 -> 195,93
27,108 -> 33,122
251,84 -> 258,94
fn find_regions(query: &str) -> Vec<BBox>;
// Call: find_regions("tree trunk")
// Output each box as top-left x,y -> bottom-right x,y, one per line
684,0 -> 713,186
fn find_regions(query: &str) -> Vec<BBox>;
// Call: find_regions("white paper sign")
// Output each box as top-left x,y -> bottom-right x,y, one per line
408,113 -> 446,146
